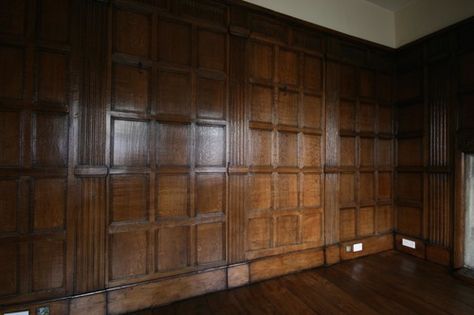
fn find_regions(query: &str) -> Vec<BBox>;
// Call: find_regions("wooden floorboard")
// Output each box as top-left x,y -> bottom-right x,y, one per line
128,251 -> 474,315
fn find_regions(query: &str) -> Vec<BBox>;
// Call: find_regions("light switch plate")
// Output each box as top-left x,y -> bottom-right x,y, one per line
402,238 -> 416,249
4,311 -> 29,315
353,243 -> 363,252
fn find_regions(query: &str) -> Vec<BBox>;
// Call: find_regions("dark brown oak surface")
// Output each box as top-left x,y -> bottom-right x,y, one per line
0,0 -> 473,313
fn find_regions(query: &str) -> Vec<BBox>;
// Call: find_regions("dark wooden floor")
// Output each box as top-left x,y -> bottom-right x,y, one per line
130,251 -> 474,315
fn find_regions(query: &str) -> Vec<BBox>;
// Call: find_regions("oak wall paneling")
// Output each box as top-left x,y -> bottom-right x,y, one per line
4,0 -> 473,314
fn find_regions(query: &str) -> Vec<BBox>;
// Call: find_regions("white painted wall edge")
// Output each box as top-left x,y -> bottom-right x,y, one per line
243,0 -> 474,48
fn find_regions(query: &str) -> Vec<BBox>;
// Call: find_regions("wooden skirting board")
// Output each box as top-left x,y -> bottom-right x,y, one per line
0,234 -> 393,315
395,233 -> 450,266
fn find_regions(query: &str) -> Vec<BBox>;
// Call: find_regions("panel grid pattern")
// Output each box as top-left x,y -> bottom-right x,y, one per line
245,39 -> 324,259
106,2 -> 228,286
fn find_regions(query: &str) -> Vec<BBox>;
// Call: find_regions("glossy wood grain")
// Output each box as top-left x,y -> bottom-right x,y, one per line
132,251 -> 474,315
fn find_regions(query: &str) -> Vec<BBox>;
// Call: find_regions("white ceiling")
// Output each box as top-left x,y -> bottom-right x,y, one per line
365,0 -> 417,12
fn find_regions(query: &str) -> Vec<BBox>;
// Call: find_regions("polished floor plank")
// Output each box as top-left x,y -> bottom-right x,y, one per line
130,251 -> 474,315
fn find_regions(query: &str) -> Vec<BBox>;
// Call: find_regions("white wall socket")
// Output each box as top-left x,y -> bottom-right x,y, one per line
402,238 -> 416,249
4,311 -> 29,315
353,243 -> 363,252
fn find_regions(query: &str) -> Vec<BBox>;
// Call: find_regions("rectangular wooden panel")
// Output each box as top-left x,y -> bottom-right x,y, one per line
340,137 -> 356,167
278,49 -> 298,86
248,174 -> 272,211
303,174 -> 322,208
302,134 -> 321,167
340,234 -> 393,260
195,125 -> 226,167
302,95 -> 322,129
33,113 -> 69,167
156,226 -> 190,272
157,70 -> 192,116
0,1 -> 26,37
0,45 -> 24,99
276,174 -> 298,209
156,123 -> 191,167
0,179 -> 18,233
359,206 -> 375,236
0,111 -> 20,166
397,172 -> 423,202
37,51 -> 68,105
0,243 -> 18,296
197,77 -> 226,120
112,119 -> 149,167
112,63 -> 150,113
247,217 -> 272,251
276,215 -> 298,246
360,138 -> 374,167
249,41 -> 273,81
158,19 -> 191,65
377,205 -> 393,233
398,207 -> 422,237
340,173 -> 355,205
340,208 -> 356,241
110,175 -> 148,223
196,173 -> 225,215
32,240 -> 65,291
250,84 -> 273,123
198,29 -> 226,72
197,223 -> 225,265
378,172 -> 392,200
278,132 -> 298,167
302,213 -> 322,244
304,56 -> 322,91
157,175 -> 189,218
110,231 -> 148,280
277,90 -> 298,126
359,173 -> 375,202
39,0 -> 70,43
33,178 -> 66,231
249,129 -> 272,167
114,9 -> 151,58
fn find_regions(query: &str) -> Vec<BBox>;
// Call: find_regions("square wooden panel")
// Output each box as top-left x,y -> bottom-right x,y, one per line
277,174 -> 298,209
276,215 -> 298,246
33,178 -> 66,231
158,19 -> 191,65
359,102 -> 375,132
157,123 -> 190,167
0,111 -> 20,166
112,63 -> 149,113
302,95 -> 322,129
398,138 -> 423,166
378,106 -> 392,134
32,240 -> 65,291
398,207 -> 422,237
112,119 -> 149,167
302,213 -> 322,244
247,217 -> 271,251
340,136 -> 356,167
114,9 -> 150,57
0,243 -> 18,296
110,231 -> 148,280
304,56 -> 322,91
39,0 -> 69,43
303,174 -> 321,208
157,175 -> 189,218
0,179 -> 18,233
460,52 -> 474,91
250,84 -> 273,123
277,90 -> 298,126
378,172 -> 392,200
196,173 -> 225,215
198,29 -> 226,71
340,208 -> 356,241
33,113 -> 68,167
0,1 -> 26,36
249,129 -> 272,167
248,174 -> 272,211
340,173 -> 355,205
339,100 -> 355,131
157,70 -> 191,116
0,45 -> 24,99
195,125 -> 226,167
249,41 -> 273,81
377,205 -> 392,233
197,222 -> 224,265
398,71 -> 422,101
359,173 -> 375,202
359,207 -> 375,236
399,104 -> 423,133
360,138 -> 374,167
38,51 -> 67,105
377,139 -> 392,167
359,69 -> 375,98
156,226 -> 189,272
197,77 -> 225,120
278,49 -> 298,86
303,134 -> 321,167
111,175 -> 148,223
397,172 -> 422,202
340,64 -> 356,97
278,131 -> 298,167
377,73 -> 392,102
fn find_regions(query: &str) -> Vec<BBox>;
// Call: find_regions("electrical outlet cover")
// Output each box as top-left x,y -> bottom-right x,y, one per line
37,306 -> 49,315
4,311 -> 29,315
353,243 -> 363,252
402,238 -> 416,249
345,245 -> 352,252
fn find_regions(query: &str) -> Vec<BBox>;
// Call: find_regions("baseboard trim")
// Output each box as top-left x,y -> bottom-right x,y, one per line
394,233 -> 451,266
0,235 -> 396,314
